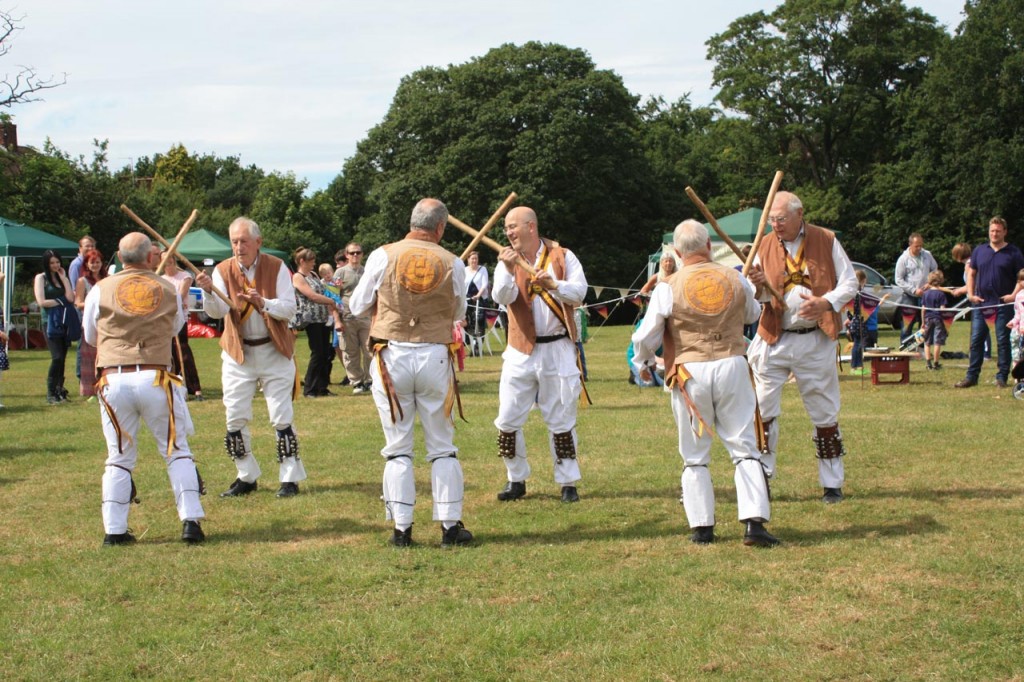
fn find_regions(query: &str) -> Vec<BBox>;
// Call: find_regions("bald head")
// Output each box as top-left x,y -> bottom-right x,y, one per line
504,206 -> 539,253
119,232 -> 155,267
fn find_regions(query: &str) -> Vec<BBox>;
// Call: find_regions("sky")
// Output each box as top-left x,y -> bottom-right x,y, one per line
5,1 -> 967,193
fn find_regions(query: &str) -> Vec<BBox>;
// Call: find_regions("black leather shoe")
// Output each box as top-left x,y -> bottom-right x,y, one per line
822,487 -> 844,504
220,478 -> 258,497
743,521 -> 780,547
102,531 -> 137,547
391,526 -> 412,547
954,378 -> 977,388
276,482 -> 299,498
690,526 -> 715,544
560,485 -> 580,503
441,521 -> 473,546
497,481 -> 526,501
181,520 -> 205,544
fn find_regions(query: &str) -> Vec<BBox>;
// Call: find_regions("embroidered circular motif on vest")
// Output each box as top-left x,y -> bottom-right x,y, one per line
683,269 -> 733,315
114,274 -> 165,316
396,247 -> 444,295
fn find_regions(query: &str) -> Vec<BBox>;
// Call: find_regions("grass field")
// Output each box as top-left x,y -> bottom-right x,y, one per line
0,321 -> 1022,681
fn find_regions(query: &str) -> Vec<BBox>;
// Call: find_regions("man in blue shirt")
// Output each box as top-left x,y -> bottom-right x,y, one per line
955,217 -> 1024,389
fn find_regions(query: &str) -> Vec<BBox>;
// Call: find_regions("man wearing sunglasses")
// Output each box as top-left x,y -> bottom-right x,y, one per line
335,242 -> 373,394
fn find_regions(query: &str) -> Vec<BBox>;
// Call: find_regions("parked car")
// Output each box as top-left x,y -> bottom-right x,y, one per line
850,262 -> 902,324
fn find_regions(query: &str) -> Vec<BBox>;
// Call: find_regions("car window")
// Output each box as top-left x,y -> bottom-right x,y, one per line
853,263 -> 885,286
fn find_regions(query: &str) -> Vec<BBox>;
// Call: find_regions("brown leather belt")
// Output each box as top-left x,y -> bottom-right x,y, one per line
782,327 -> 818,335
100,364 -> 167,376
243,337 -> 272,346
535,333 -> 568,344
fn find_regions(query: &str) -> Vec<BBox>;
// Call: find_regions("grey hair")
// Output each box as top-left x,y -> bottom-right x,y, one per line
782,194 -> 803,213
673,219 -> 710,256
410,199 -> 448,232
119,233 -> 154,265
229,216 -> 261,239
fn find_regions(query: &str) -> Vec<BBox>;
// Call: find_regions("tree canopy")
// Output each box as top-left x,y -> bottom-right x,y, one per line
331,41 -> 662,284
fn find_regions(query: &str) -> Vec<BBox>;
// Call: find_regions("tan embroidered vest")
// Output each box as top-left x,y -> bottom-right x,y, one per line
216,254 -> 295,364
506,239 -> 579,355
369,238 -> 458,344
95,270 -> 178,368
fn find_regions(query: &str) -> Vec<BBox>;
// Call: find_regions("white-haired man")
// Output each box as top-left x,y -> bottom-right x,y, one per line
195,217 -> 307,499
632,220 -> 777,546
83,232 -> 206,546
349,198 -> 472,547
747,191 -> 858,504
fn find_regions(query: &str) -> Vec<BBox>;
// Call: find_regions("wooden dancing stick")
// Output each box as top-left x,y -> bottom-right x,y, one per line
685,185 -> 786,309
447,215 -> 537,276
155,209 -> 198,276
742,170 -> 785,277
119,204 -> 236,310
459,192 -> 518,261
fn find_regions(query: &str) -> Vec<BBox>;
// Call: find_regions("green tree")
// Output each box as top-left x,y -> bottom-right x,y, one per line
154,143 -> 199,189
868,0 -> 1024,269
333,42 -> 660,284
707,0 -> 946,188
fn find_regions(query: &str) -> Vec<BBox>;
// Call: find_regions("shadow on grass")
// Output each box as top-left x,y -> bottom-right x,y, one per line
183,516 -> 381,545
850,487 -> 1024,501
478,516 -> 684,546
777,514 -> 943,544
0,443 -> 46,459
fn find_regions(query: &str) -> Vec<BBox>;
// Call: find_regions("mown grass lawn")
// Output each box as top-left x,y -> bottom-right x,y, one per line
1,321 -> 1021,681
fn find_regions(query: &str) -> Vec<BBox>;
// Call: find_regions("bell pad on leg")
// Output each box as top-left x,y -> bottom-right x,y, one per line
276,426 -> 299,463
497,430 -> 517,459
552,430 -> 576,463
224,430 -> 246,460
812,424 -> 845,460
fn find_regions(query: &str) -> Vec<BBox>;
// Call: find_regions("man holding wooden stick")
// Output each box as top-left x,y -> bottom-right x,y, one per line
194,217 -> 308,499
747,191 -> 858,504
491,206 -> 588,503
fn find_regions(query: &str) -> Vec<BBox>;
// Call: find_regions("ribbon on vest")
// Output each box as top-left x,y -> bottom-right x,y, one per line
748,363 -> 768,454
95,374 -> 131,455
152,369 -> 184,458
236,262 -> 258,324
527,243 -> 592,406
783,241 -> 811,293
445,342 -> 467,425
666,363 -> 712,439
372,341 -> 404,424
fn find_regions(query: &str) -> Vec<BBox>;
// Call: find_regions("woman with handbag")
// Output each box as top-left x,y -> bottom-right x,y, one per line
34,249 -> 78,405
291,247 -> 341,398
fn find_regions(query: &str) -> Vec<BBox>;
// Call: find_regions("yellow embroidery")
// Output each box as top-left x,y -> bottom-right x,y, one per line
114,275 -> 163,316
397,248 -> 444,294
683,269 -> 733,315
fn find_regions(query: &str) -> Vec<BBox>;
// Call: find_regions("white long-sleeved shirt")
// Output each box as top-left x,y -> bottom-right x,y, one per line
491,242 -> 588,341
631,273 -> 761,375
751,228 -> 858,330
82,272 -> 185,347
202,255 -> 296,341
348,242 -> 467,342
466,265 -> 490,300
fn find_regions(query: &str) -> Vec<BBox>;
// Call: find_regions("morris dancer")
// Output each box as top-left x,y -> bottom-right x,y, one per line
747,191 -> 858,503
349,198 -> 472,547
632,221 -> 776,545
492,206 -> 588,503
195,217 -> 308,499
83,232 -> 206,545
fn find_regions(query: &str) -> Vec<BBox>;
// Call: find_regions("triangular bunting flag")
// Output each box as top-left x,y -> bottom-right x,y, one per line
594,305 -> 609,320
941,310 -> 956,332
593,286 -> 605,298
618,288 -> 630,299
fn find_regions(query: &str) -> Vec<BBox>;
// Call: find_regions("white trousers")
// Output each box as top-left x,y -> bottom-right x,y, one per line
371,343 -> 463,526
748,331 -> 844,488
99,370 -> 205,534
221,345 -> 306,484
671,356 -> 770,527
494,338 -> 581,486
341,313 -> 372,385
